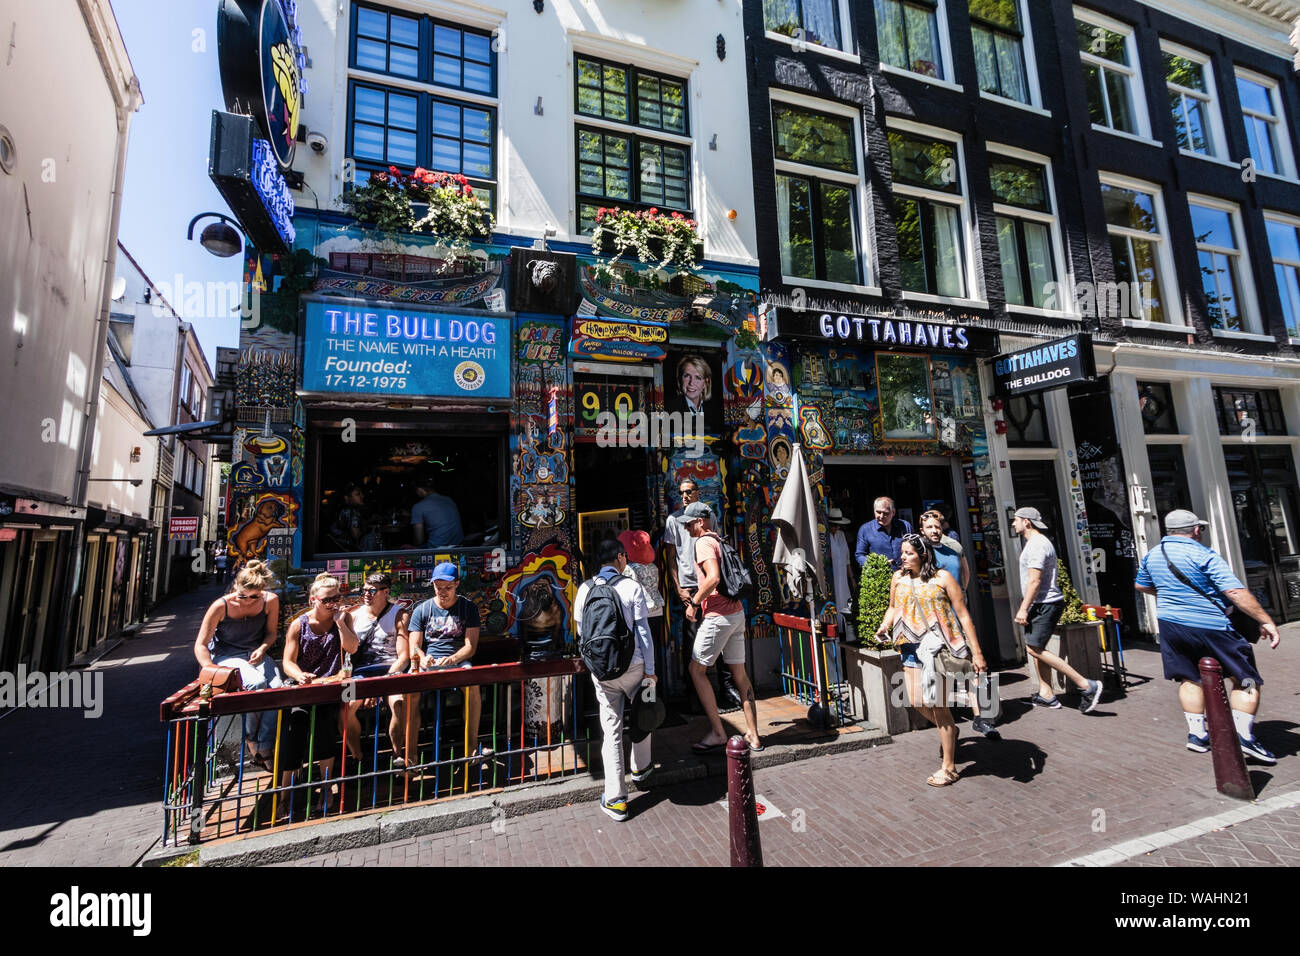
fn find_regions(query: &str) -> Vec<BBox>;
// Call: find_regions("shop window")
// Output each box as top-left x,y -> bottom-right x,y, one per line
311,427 -> 505,556
1162,42 -> 1224,158
1235,69 -> 1295,179
989,153 -> 1059,309
876,0 -> 947,81
1265,213 -> 1300,339
970,0 -> 1032,104
1213,386 -> 1286,438
1189,197 -> 1256,333
351,4 -> 495,94
1005,393 -> 1050,446
1099,177 -> 1178,324
1137,381 -> 1178,434
890,128 -> 969,298
1074,8 -> 1147,138
772,99 -> 864,285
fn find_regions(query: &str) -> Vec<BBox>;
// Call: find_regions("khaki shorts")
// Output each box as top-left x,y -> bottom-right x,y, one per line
693,611 -> 746,666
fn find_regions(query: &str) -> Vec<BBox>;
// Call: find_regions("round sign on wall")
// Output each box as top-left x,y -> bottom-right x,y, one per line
217,0 -> 304,168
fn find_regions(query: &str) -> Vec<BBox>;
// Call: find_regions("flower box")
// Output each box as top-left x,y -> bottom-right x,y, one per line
593,230 -> 703,265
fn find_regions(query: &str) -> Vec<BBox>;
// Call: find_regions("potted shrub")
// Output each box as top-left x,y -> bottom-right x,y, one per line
591,206 -> 704,276
1039,559 -> 1104,695
839,554 -> 911,734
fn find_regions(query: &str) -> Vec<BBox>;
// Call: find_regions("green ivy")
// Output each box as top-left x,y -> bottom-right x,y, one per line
856,553 -> 894,647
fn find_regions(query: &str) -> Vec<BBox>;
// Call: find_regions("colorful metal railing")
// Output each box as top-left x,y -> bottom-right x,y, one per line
160,659 -> 595,846
773,614 -> 852,727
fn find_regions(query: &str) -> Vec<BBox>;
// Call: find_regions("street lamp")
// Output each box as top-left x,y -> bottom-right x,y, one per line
87,478 -> 144,487
185,212 -> 247,258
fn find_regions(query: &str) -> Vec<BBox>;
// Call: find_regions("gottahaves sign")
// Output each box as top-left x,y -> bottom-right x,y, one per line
301,299 -> 511,400
813,312 -> 999,354
992,333 -> 1096,396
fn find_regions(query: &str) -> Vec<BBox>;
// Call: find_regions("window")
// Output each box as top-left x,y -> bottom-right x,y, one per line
1005,393 -> 1050,445
989,153 -> 1059,309
1189,198 -> 1256,333
763,1 -> 846,52
876,0 -> 947,81
1099,177 -> 1177,323
1138,381 -> 1178,434
574,55 -> 691,234
970,0 -> 1031,104
1075,9 -> 1146,137
772,99 -> 864,285
179,366 -> 193,412
1162,43 -> 1223,158
1265,213 -> 1300,338
1214,386 -> 1285,437
350,4 -> 495,95
1236,69 -> 1295,178
350,84 -> 420,168
889,128 -> 970,298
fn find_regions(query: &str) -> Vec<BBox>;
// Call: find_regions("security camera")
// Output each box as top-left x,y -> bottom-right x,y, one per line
306,131 -> 327,154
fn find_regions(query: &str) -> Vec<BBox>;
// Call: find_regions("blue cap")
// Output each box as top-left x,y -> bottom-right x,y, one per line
431,562 -> 459,582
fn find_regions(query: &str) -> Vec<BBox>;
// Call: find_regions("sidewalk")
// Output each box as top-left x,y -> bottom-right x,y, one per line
0,584 -> 220,867
281,628 -> 1300,867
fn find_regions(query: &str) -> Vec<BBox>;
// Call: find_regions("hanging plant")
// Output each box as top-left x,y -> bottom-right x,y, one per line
342,166 -> 495,258
591,206 -> 703,276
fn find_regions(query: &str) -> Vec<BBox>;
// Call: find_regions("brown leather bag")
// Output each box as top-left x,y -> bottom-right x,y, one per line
198,665 -> 244,696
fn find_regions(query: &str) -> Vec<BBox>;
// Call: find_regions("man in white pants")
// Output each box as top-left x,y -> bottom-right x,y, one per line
574,537 -> 657,822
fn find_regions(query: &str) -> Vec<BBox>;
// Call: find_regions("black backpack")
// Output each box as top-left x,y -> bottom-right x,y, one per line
704,532 -> 753,602
578,572 -> 634,681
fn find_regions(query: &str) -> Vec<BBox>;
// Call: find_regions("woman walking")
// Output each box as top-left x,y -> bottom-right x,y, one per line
876,533 -> 987,786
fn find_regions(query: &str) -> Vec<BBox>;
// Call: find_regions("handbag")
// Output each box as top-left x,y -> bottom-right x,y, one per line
933,643 -> 975,680
198,664 -> 244,697
1158,544 -> 1261,644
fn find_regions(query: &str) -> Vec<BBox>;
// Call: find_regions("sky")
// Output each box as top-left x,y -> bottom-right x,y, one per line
112,0 -> 246,369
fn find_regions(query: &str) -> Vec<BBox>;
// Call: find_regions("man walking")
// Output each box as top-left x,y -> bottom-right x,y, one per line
1012,507 -> 1103,713
681,501 -> 763,753
855,496 -> 912,570
574,537 -> 656,821
1135,509 -> 1280,761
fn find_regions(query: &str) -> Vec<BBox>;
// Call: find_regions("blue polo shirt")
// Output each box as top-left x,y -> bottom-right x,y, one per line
855,518 -> 913,569
1135,535 -> 1244,630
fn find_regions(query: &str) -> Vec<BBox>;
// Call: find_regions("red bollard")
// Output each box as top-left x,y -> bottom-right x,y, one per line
726,735 -> 763,867
1197,657 -> 1253,802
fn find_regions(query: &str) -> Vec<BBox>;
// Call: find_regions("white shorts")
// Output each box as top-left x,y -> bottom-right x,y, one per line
693,612 -> 746,666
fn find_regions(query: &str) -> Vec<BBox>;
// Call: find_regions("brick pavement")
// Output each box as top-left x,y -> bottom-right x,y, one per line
0,583 -> 220,866
1115,803 -> 1300,867
284,630 -> 1300,867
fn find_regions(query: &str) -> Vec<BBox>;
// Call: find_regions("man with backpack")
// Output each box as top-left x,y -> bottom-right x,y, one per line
681,501 -> 763,754
574,537 -> 657,821
1135,509 -> 1281,761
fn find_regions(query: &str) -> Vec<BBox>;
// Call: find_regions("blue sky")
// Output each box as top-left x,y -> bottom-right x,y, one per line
113,0 -> 245,369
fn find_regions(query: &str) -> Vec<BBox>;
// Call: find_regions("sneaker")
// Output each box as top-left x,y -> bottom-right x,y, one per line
1080,679 -> 1103,714
631,766 -> 654,785
1239,735 -> 1277,764
600,797 -> 629,822
972,716 -> 1000,738
1186,733 -> 1210,753
1030,693 -> 1061,709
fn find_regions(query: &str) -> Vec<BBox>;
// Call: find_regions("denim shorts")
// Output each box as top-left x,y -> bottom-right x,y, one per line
898,642 -> 921,669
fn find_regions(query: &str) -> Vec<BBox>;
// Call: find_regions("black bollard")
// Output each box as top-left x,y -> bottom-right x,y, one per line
726,735 -> 763,867
1197,657 -> 1253,801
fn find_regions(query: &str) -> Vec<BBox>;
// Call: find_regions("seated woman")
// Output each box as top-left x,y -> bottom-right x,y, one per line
347,572 -> 415,769
279,574 -> 360,804
193,559 -> 281,770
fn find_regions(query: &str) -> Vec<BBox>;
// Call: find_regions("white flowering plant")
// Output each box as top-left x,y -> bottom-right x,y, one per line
344,166 -> 495,255
591,206 -> 702,277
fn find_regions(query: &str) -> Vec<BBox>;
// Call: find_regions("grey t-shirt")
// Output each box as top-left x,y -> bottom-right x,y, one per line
1019,533 -> 1064,604
663,510 -> 696,588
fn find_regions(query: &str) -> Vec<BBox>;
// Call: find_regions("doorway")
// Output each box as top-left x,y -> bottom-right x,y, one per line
823,460 -> 962,534
1223,445 -> 1300,622
572,443 -> 652,571
1009,460 -> 1072,580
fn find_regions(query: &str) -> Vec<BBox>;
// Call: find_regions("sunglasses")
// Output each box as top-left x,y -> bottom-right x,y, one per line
362,586 -> 388,595
234,590 -> 261,600
316,595 -> 342,605
679,487 -> 699,495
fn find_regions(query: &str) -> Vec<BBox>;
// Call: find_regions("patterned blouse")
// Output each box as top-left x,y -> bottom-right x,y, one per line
296,614 -> 342,679
626,563 -> 664,617
891,572 -> 968,656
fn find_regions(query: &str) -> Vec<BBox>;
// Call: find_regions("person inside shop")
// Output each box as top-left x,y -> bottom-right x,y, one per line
855,496 -> 912,570
826,507 -> 856,642
348,572 -> 418,770
327,484 -> 369,552
410,473 -> 464,548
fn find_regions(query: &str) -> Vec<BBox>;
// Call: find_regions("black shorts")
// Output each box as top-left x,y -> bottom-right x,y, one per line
1158,619 -> 1263,688
1024,601 -> 1065,649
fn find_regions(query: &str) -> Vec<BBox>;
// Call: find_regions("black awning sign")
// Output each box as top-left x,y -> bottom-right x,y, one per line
992,333 -> 1096,396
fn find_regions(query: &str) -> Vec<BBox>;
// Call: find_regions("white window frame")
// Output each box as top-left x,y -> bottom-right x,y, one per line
1160,40 -> 1226,161
769,89 -> 876,294
986,144 -> 1069,317
875,0 -> 960,93
972,0 -> 1043,111
1097,171 -> 1183,327
763,0 -> 858,61
888,117 -> 983,307
1234,67 -> 1297,181
1264,210 -> 1300,343
1188,194 -> 1261,337
1074,7 -> 1154,142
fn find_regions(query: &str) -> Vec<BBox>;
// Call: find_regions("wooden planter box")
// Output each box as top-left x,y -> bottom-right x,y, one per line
592,230 -> 703,267
1038,621 -> 1104,696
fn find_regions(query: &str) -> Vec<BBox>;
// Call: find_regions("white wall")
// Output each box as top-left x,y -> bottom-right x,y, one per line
294,0 -> 757,263
86,375 -> 156,519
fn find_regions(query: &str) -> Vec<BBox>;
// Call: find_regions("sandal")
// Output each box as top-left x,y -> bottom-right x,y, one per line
926,768 -> 959,787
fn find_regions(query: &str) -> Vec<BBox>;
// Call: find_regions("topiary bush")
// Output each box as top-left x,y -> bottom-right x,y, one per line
1057,558 -> 1087,624
856,553 -> 894,647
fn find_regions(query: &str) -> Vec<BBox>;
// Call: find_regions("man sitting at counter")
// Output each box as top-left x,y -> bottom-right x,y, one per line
411,473 -> 464,548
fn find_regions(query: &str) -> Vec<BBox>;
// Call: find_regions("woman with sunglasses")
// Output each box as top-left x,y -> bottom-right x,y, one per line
193,559 -> 282,769
347,572 -> 416,769
875,534 -> 987,787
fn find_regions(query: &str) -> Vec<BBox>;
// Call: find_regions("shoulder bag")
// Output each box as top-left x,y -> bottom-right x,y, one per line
1158,543 -> 1261,644
198,664 -> 243,697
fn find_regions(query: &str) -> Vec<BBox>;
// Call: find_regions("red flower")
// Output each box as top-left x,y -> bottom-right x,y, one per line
648,207 -> 659,217
464,185 -> 474,196
388,165 -> 401,175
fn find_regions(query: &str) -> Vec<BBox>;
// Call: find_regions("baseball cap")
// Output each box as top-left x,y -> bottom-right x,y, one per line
683,501 -> 714,522
1013,507 -> 1048,530
431,562 -> 459,582
618,529 -> 655,565
1165,509 -> 1209,532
